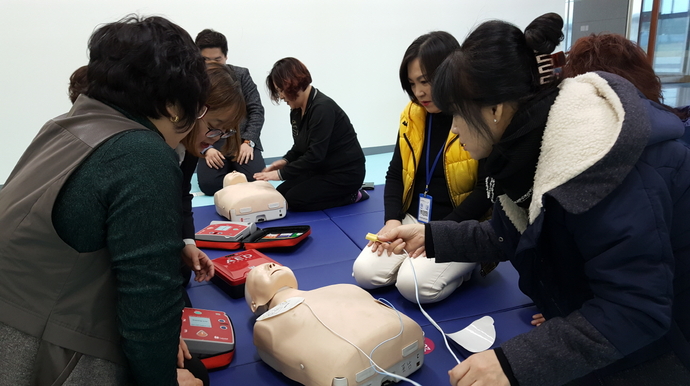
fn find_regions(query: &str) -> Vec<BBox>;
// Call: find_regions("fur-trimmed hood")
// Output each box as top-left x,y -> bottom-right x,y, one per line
527,71 -> 684,223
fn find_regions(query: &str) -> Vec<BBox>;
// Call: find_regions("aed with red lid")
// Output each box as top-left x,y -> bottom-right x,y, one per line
211,249 -> 280,298
181,307 -> 235,370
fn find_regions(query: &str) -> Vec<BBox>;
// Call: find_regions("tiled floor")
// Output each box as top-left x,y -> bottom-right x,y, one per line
191,152 -> 393,207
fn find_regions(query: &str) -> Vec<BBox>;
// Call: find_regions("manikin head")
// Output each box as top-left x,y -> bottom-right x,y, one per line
245,263 -> 298,315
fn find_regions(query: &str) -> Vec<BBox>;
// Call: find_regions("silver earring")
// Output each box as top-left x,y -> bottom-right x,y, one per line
494,119 -> 497,123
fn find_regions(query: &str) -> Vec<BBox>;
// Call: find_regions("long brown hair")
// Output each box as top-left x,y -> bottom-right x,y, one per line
181,62 -> 246,158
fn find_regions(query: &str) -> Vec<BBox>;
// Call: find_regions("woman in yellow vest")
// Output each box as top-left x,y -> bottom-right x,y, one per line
352,31 -> 491,303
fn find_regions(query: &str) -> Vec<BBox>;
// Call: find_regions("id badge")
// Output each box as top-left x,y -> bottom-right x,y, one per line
418,194 -> 432,223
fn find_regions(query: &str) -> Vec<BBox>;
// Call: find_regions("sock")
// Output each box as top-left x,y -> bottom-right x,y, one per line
354,188 -> 369,203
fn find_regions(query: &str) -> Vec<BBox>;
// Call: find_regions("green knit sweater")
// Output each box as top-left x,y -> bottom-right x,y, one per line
52,129 -> 185,385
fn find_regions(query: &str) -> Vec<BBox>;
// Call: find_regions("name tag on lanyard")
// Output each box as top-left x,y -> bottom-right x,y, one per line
418,193 -> 432,223
417,114 -> 443,224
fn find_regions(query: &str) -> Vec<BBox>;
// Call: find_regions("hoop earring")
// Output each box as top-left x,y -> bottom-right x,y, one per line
170,116 -> 180,123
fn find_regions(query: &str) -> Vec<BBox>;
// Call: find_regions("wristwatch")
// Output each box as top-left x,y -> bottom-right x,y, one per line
243,139 -> 255,148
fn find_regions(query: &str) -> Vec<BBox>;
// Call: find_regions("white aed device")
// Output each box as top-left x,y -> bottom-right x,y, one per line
181,307 -> 235,356
195,221 -> 257,242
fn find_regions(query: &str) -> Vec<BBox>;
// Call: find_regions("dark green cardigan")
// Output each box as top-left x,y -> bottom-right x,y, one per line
52,129 -> 185,385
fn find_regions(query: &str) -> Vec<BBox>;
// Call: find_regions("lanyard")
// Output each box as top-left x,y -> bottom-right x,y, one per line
424,114 -> 444,195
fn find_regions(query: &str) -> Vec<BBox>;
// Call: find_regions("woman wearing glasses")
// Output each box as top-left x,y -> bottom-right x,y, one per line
0,16 -> 208,386
256,57 -> 367,211
63,62 -> 244,291
178,62 -> 245,282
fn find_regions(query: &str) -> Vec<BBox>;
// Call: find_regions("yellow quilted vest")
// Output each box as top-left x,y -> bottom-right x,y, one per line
398,102 -> 478,213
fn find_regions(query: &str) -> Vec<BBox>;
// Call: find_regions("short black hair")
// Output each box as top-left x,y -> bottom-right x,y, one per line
195,29 -> 228,57
433,13 -> 563,140
399,31 -> 460,104
86,15 -> 209,130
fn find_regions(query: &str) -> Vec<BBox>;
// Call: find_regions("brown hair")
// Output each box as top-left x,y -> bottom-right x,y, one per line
181,62 -> 246,158
68,65 -> 89,103
266,57 -> 312,103
563,33 -> 661,103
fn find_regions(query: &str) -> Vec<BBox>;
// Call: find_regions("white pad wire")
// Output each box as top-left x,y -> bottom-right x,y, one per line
403,248 -> 462,365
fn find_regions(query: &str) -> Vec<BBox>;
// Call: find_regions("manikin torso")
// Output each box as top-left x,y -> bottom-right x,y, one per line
253,284 -> 424,386
214,171 -> 286,221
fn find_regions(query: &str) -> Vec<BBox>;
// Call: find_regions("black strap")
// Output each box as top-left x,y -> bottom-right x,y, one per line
32,340 -> 82,386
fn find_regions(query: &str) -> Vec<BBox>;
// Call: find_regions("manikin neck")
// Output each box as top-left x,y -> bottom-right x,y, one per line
267,286 -> 301,309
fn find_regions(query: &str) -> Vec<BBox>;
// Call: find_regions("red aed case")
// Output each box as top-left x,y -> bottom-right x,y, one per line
181,308 -> 235,370
196,221 -> 310,251
210,249 -> 280,298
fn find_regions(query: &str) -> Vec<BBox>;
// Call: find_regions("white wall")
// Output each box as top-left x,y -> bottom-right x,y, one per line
0,0 -> 563,184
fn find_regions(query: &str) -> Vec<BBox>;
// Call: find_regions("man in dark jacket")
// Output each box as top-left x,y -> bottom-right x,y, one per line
195,29 -> 266,194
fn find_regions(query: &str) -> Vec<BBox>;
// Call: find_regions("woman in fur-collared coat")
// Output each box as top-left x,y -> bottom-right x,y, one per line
379,13 -> 690,386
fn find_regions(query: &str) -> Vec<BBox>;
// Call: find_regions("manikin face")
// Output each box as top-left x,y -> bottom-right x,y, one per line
245,263 -> 298,313
451,107 -> 504,160
407,58 -> 441,114
200,47 -> 227,65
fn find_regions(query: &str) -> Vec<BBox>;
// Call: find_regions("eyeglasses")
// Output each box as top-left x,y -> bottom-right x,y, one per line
197,104 -> 235,139
205,126 -> 236,139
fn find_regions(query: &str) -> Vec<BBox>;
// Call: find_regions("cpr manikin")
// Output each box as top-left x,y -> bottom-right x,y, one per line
214,171 -> 287,222
245,263 -> 425,386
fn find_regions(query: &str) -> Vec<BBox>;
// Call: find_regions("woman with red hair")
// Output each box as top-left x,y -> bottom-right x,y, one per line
563,33 -> 663,102
562,33 -> 690,145
256,57 -> 367,211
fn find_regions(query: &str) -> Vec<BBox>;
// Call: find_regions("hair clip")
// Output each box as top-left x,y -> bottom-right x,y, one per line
536,51 -> 565,85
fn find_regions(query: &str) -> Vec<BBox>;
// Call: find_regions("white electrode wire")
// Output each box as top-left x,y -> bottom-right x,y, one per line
403,249 -> 462,364
368,298 -> 422,384
301,301 -> 422,386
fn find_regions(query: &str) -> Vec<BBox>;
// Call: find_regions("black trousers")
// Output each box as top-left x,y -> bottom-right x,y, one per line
197,147 -> 266,196
277,165 -> 365,211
